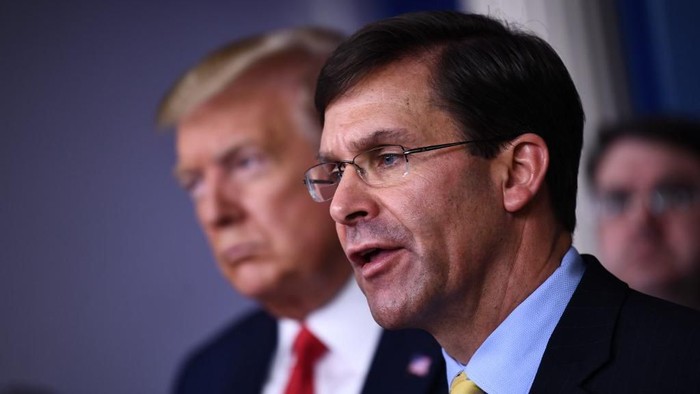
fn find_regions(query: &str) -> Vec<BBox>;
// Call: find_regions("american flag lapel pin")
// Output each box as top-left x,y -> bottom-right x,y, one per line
407,354 -> 432,377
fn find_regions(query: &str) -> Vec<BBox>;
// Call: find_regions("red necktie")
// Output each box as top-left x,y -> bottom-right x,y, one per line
284,326 -> 328,394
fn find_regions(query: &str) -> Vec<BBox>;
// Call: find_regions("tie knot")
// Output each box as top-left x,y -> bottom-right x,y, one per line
293,326 -> 327,364
450,371 -> 484,394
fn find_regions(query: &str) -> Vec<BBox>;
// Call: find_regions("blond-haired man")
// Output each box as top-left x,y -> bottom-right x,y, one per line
158,27 -> 446,394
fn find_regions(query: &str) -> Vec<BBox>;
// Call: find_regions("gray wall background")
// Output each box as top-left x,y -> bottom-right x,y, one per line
0,1 -> 376,393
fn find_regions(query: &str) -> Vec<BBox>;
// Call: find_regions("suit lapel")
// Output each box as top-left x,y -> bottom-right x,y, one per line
530,255 -> 628,393
226,311 -> 278,394
361,328 -> 447,394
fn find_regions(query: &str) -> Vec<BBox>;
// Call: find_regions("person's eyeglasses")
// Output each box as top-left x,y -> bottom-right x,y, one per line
596,183 -> 700,218
304,139 -> 491,202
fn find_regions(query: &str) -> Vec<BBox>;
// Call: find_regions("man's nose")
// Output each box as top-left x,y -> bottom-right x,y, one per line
329,168 -> 377,226
627,195 -> 662,237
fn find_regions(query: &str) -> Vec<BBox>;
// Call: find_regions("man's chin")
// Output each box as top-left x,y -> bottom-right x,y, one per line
367,301 -> 415,330
237,285 -> 268,298
223,268 -> 279,301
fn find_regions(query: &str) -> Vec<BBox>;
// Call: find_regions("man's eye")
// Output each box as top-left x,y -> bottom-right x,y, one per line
598,190 -> 631,216
654,184 -> 698,210
378,153 -> 401,167
329,166 -> 343,179
179,176 -> 205,200
233,153 -> 262,169
226,151 -> 268,179
366,146 -> 403,170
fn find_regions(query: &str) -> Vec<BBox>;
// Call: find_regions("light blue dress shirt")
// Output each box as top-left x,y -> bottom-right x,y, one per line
443,247 -> 585,393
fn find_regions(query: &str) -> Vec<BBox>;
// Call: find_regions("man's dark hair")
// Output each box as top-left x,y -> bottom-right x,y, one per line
587,116 -> 700,188
315,11 -> 584,232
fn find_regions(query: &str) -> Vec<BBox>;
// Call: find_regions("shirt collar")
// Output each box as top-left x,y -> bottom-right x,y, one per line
279,277 -> 383,374
444,247 -> 585,394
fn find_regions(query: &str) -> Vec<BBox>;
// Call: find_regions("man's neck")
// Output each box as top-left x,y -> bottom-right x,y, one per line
435,228 -> 572,364
264,268 -> 353,321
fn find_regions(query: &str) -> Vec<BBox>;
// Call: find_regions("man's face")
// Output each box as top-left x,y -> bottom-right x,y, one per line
319,60 -> 506,330
594,137 -> 700,297
175,76 -> 348,307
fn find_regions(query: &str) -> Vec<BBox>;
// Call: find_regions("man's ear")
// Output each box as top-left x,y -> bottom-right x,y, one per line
500,133 -> 549,213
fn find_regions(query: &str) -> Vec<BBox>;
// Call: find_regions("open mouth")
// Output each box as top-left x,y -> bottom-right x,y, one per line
349,245 -> 404,279
351,245 -> 402,267
359,248 -> 382,264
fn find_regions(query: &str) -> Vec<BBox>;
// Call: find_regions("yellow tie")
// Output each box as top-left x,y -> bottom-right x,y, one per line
450,371 -> 484,394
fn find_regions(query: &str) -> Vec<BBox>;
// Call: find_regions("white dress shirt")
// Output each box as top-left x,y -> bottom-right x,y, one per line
262,277 -> 383,394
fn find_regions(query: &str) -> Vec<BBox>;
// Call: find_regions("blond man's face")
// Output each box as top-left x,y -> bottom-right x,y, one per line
175,77 -> 348,306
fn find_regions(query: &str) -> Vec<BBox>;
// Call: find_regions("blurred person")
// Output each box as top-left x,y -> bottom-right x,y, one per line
304,11 -> 700,393
157,27 -> 446,394
587,117 -> 700,310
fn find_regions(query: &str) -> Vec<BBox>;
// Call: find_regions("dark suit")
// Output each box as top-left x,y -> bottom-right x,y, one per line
532,255 -> 700,393
173,310 -> 447,394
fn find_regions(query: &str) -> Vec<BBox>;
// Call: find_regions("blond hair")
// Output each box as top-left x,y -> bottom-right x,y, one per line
156,26 -> 344,128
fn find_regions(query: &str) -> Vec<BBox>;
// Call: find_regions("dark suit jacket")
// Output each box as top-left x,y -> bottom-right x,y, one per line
531,255 -> 700,393
173,309 -> 447,394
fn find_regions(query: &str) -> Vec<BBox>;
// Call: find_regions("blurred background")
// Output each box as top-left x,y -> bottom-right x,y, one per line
1,0 -> 698,392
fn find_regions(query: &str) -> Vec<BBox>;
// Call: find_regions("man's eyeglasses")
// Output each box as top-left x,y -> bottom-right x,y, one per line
596,183 -> 700,219
304,139 -> 491,202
